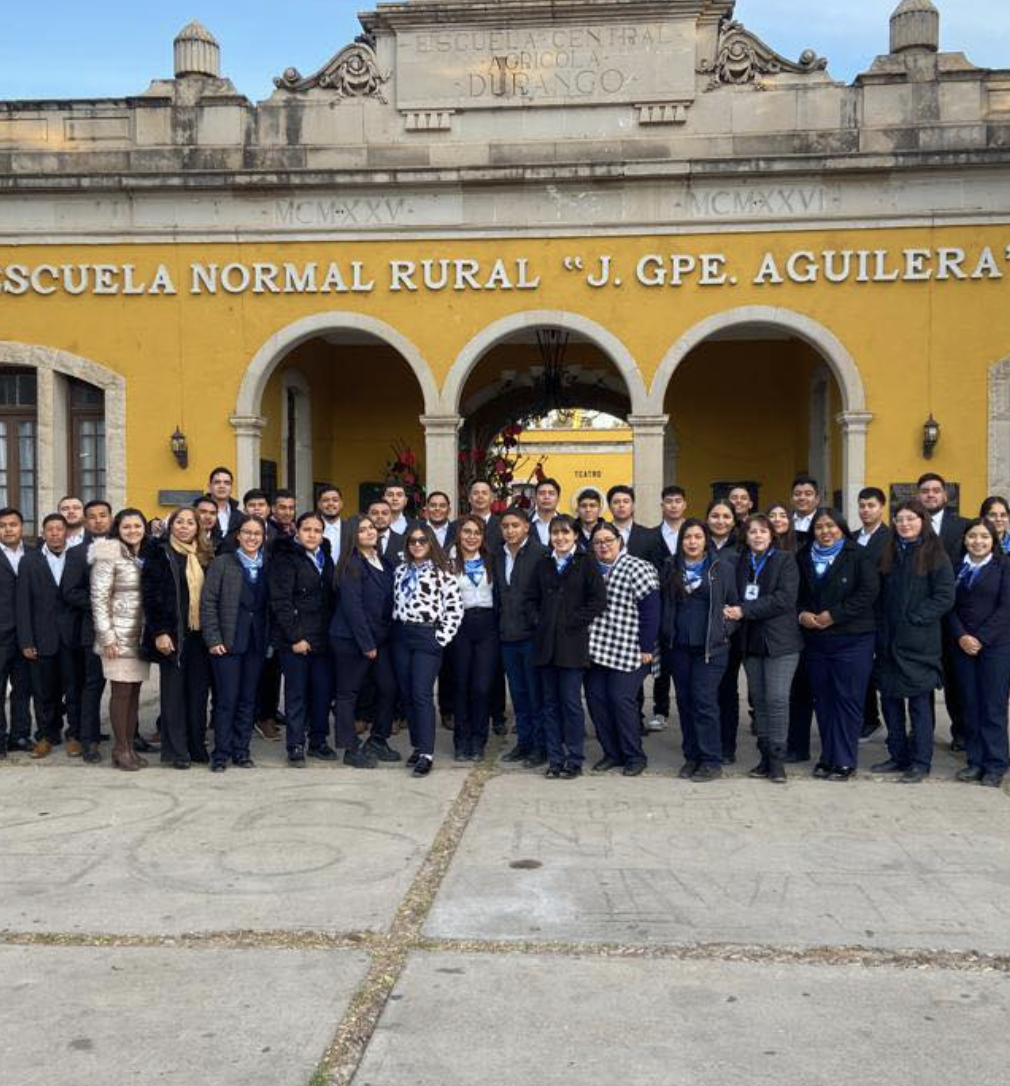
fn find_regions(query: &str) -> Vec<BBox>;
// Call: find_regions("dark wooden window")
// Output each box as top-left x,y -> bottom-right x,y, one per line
68,378 -> 106,501
0,369 -> 38,534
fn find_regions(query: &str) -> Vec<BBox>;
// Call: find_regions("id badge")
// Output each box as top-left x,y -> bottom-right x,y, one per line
745,584 -> 761,601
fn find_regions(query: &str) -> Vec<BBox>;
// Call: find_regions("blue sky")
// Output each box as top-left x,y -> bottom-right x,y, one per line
0,1 -> 1007,101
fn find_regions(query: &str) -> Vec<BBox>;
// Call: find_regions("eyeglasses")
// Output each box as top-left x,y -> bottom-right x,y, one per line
408,537 -> 428,546
593,538 -> 619,548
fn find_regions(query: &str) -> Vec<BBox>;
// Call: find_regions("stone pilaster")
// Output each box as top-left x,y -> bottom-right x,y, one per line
230,414 -> 267,499
629,414 -> 670,519
837,411 -> 874,522
422,414 -> 463,513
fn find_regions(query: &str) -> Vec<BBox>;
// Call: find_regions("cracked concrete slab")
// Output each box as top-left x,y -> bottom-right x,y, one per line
0,944 -> 368,1086
356,951 -> 1010,1086
426,774 -> 1010,951
0,769 -> 461,936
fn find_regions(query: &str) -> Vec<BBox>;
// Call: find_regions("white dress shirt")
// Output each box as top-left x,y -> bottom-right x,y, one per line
65,530 -> 86,549
216,505 -> 232,535
857,524 -> 883,547
661,521 -> 680,556
390,513 -> 409,535
503,538 -> 529,585
43,546 -> 67,585
430,522 -> 450,549
532,515 -> 552,547
793,512 -> 813,533
323,519 -> 342,557
1,542 -> 24,573
931,510 -> 945,534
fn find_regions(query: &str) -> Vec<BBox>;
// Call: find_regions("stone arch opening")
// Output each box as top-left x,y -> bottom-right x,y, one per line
651,308 -> 871,517
233,314 -> 437,512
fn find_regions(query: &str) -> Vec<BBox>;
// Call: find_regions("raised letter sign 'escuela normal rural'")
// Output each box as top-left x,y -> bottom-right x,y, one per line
0,0 -> 1009,523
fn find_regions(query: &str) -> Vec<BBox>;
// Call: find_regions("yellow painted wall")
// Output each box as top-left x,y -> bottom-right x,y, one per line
1,224 -> 1007,513
517,426 -> 634,512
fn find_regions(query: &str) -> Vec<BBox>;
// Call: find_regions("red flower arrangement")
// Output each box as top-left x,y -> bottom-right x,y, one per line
458,422 -> 545,512
384,441 -> 426,513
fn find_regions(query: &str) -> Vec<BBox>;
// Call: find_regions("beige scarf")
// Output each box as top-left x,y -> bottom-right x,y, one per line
170,536 -> 205,631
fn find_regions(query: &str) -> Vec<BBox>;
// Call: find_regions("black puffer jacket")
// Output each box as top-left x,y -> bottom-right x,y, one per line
268,535 -> 334,652
735,548 -> 803,658
525,551 -> 607,668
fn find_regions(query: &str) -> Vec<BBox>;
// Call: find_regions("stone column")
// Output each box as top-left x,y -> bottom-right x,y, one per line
422,414 -> 463,513
230,414 -> 266,498
629,414 -> 670,519
35,365 -> 56,519
837,411 -> 874,522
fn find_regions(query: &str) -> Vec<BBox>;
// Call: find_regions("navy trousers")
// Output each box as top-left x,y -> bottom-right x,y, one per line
804,633 -> 875,770
881,691 -> 934,771
210,648 -> 266,764
586,663 -> 649,769
159,633 -> 211,764
448,609 -> 498,757
787,657 -> 815,759
539,664 -> 587,767
501,639 -> 544,755
29,644 -> 80,744
952,643 -> 1010,777
391,623 -> 443,758
279,648 -> 334,753
332,636 -> 396,748
718,633 -> 743,757
667,646 -> 727,768
1,637 -> 33,744
77,647 -> 105,746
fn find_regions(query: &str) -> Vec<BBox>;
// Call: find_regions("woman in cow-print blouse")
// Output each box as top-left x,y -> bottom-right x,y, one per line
391,524 -> 463,776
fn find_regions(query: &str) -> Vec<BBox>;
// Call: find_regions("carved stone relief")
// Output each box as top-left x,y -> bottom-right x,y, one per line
698,20 -> 828,91
274,40 -> 390,101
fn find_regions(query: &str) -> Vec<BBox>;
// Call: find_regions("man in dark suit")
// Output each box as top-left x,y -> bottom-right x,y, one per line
575,488 -> 606,554
209,466 -> 246,547
468,480 -> 502,553
790,474 -> 821,548
317,484 -> 353,564
607,485 -> 656,560
368,499 -> 406,565
918,471 -> 970,748
60,538 -> 102,761
424,491 -> 454,551
855,486 -> 889,741
16,513 -> 82,759
0,506 -> 32,757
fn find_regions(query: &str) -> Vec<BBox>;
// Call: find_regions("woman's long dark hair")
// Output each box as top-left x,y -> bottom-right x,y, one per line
879,499 -> 948,576
766,501 -> 798,554
111,507 -> 148,556
705,498 -> 738,550
450,514 -> 493,575
960,517 -> 1003,560
667,518 -> 711,600
336,515 -> 378,583
404,523 -> 451,572
810,506 -> 854,541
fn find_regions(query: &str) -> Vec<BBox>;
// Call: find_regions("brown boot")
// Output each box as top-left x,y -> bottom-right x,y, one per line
110,710 -> 139,772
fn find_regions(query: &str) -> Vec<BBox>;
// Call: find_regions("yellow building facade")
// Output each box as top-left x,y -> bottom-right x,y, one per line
1,0 -> 1008,529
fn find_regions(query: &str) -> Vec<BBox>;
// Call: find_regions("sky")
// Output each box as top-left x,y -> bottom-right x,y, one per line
0,1 -> 1007,101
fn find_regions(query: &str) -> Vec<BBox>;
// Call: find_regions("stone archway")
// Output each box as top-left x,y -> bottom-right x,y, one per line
0,341 -> 127,514
232,312 -> 439,497
988,354 -> 1010,499
432,311 -> 661,511
650,307 -> 872,518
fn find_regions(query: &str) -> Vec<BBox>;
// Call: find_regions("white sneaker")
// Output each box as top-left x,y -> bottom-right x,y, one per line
645,715 -> 667,733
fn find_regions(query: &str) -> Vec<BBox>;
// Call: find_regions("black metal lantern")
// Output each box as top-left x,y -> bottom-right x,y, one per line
922,414 -> 940,460
170,427 -> 189,469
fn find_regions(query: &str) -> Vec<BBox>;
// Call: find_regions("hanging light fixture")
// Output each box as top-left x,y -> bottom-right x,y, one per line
170,426 -> 189,468
922,413 -> 940,460
533,328 -> 572,414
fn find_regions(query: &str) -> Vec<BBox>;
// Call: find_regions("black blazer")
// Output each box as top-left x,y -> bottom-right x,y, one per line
935,510 -> 970,567
856,524 -> 890,565
16,548 -> 79,655
141,541 -> 206,664
948,558 -> 1010,650
494,537 -> 546,642
623,523 -> 658,564
330,553 -> 394,654
735,548 -> 803,657
379,528 -> 406,566
268,535 -> 335,653
796,540 -> 879,638
60,544 -> 96,649
660,551 -> 740,657
0,545 -> 20,642
209,500 -> 246,547
526,551 -> 607,669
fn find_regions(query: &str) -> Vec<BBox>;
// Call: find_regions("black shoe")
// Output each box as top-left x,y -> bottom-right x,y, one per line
491,718 -> 508,736
288,747 -> 306,767
720,752 -> 736,766
749,742 -> 769,779
440,715 -> 454,731
981,773 -> 1004,788
172,759 -> 191,770
0,738 -> 7,760
593,756 -> 622,773
785,752 -> 810,764
365,737 -> 402,762
406,750 -> 420,768
82,744 -> 101,765
134,734 -> 154,753
812,761 -> 832,779
859,721 -> 882,742
899,767 -> 927,784
522,751 -> 548,769
470,747 -> 485,762
678,760 -> 698,780
308,744 -> 338,761
691,764 -> 722,783
99,731 -> 111,742
501,745 -> 530,764
344,746 -> 377,769
827,766 -> 855,781
8,736 -> 30,753
190,750 -> 210,765
871,758 -> 908,774
768,745 -> 787,783
950,737 -> 966,753
453,751 -> 470,763
622,761 -> 647,777
233,756 -> 255,768
560,763 -> 582,779
956,765 -> 984,783
545,763 -> 564,779
412,755 -> 433,777
211,762 -> 226,773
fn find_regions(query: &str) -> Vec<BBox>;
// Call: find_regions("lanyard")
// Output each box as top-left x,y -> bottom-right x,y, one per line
748,550 -> 771,583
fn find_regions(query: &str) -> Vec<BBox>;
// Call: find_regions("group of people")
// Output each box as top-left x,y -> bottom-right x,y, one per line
1,465 -> 1006,787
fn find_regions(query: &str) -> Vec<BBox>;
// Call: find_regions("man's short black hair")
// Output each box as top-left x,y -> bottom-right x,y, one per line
858,487 -> 886,504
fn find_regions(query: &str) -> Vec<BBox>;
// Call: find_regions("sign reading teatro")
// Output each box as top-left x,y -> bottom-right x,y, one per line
0,244 -> 1007,298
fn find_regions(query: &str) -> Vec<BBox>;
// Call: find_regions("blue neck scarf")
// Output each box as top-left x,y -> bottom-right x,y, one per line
403,560 -> 431,599
464,556 -> 485,587
299,544 -> 325,575
1001,533 -> 1010,556
810,538 -> 845,578
958,554 -> 992,589
897,535 -> 923,554
237,548 -> 263,583
682,555 -> 709,593
553,551 -> 573,574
